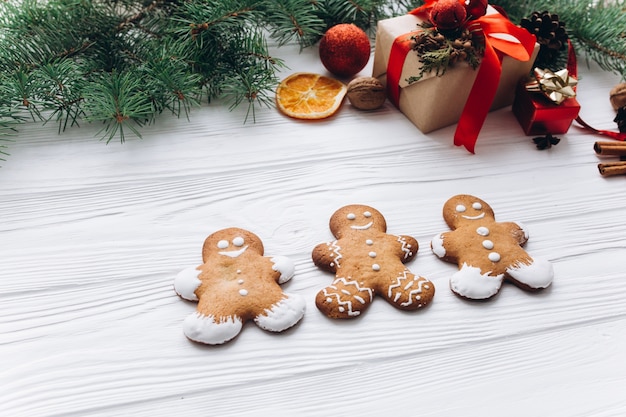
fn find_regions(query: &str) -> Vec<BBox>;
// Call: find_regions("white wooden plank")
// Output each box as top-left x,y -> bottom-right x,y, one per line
1,37 -> 625,417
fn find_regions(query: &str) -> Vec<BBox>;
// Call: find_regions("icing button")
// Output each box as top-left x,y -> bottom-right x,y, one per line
369,251 -> 377,258
239,289 -> 249,296
488,252 -> 501,262
366,239 -> 374,245
476,226 -> 490,236
372,264 -> 381,271
482,240 -> 494,250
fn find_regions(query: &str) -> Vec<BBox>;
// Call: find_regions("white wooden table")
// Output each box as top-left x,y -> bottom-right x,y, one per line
2,39 -> 625,417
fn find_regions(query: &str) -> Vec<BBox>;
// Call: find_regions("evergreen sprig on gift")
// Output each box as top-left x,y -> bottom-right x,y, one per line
407,22 -> 484,84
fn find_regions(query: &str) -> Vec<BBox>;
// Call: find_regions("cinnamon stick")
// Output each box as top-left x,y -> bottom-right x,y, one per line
598,161 -> 626,176
593,141 -> 626,156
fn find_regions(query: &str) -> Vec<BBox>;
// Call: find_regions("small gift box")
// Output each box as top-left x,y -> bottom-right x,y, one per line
512,68 -> 581,135
372,2 -> 538,152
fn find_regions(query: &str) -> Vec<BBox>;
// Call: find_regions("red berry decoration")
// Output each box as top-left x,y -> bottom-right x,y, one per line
430,0 -> 467,30
465,0 -> 488,19
319,23 -> 371,78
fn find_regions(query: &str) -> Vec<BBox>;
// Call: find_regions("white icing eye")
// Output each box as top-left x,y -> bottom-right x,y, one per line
217,240 -> 229,249
456,204 -> 467,213
363,211 -> 372,218
472,202 -> 482,210
232,237 -> 245,247
347,213 -> 356,220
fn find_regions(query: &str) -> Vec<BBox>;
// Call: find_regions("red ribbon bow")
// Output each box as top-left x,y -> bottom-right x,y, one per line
387,0 -> 536,152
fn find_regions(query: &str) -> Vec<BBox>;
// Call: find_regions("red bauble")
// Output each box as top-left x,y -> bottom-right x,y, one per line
465,0 -> 488,18
319,24 -> 370,78
430,0 -> 467,30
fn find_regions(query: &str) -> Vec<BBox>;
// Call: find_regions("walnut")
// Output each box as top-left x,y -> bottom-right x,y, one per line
346,77 -> 387,110
609,83 -> 626,110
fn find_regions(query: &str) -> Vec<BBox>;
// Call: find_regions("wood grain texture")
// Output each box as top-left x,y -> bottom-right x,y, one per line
2,41 -> 625,417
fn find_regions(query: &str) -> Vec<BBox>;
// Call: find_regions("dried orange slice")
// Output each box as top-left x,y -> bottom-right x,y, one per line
276,72 -> 347,119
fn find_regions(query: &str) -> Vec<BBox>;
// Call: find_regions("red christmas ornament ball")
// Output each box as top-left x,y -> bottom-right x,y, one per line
319,24 -> 370,77
465,0 -> 488,18
430,0 -> 467,30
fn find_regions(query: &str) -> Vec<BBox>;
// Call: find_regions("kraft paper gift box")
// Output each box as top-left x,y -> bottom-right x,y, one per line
372,8 -> 539,135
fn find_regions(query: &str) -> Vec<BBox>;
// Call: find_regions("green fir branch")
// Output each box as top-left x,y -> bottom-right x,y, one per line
82,70 -> 155,144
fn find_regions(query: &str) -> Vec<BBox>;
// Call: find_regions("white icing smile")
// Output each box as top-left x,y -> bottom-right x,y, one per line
219,246 -> 248,258
462,213 -> 485,220
351,221 -> 373,230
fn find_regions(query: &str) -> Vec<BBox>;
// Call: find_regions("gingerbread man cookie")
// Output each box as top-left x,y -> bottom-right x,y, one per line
174,228 -> 305,344
431,195 -> 553,300
312,205 -> 434,318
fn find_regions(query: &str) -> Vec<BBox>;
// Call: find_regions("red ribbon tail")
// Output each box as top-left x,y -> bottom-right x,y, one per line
454,41 -> 501,153
575,116 -> 626,141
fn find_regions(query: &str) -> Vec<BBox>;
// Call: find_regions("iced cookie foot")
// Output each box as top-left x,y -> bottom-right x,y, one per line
450,263 -> 503,300
507,258 -> 554,290
315,277 -> 374,318
183,313 -> 243,345
385,271 -> 435,310
255,294 -> 306,332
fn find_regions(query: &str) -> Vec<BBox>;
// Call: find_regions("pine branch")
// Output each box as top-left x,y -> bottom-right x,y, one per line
82,70 -> 155,144
261,0 -> 326,47
492,0 -> 626,78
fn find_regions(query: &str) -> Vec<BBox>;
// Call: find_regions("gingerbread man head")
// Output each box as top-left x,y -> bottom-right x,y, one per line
174,227 -> 305,344
329,205 -> 387,239
442,194 -> 496,229
432,195 -> 553,300
313,204 -> 434,318
201,228 -> 265,264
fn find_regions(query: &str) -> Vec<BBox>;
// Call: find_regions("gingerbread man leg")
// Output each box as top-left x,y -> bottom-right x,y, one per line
506,258 -> 554,290
383,269 -> 435,310
254,294 -> 306,332
315,277 -> 374,318
183,312 -> 243,345
450,263 -> 503,300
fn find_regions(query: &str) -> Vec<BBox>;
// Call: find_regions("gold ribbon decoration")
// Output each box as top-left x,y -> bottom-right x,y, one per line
526,68 -> 577,105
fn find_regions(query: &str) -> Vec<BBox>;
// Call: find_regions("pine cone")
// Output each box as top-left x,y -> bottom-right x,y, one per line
521,11 -> 568,65
615,106 -> 626,133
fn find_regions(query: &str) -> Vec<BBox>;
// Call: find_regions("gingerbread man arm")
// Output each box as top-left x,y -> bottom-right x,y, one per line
174,266 -> 203,301
395,234 -> 419,263
269,255 -> 295,284
506,221 -> 529,246
431,231 -> 456,263
312,241 -> 342,272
